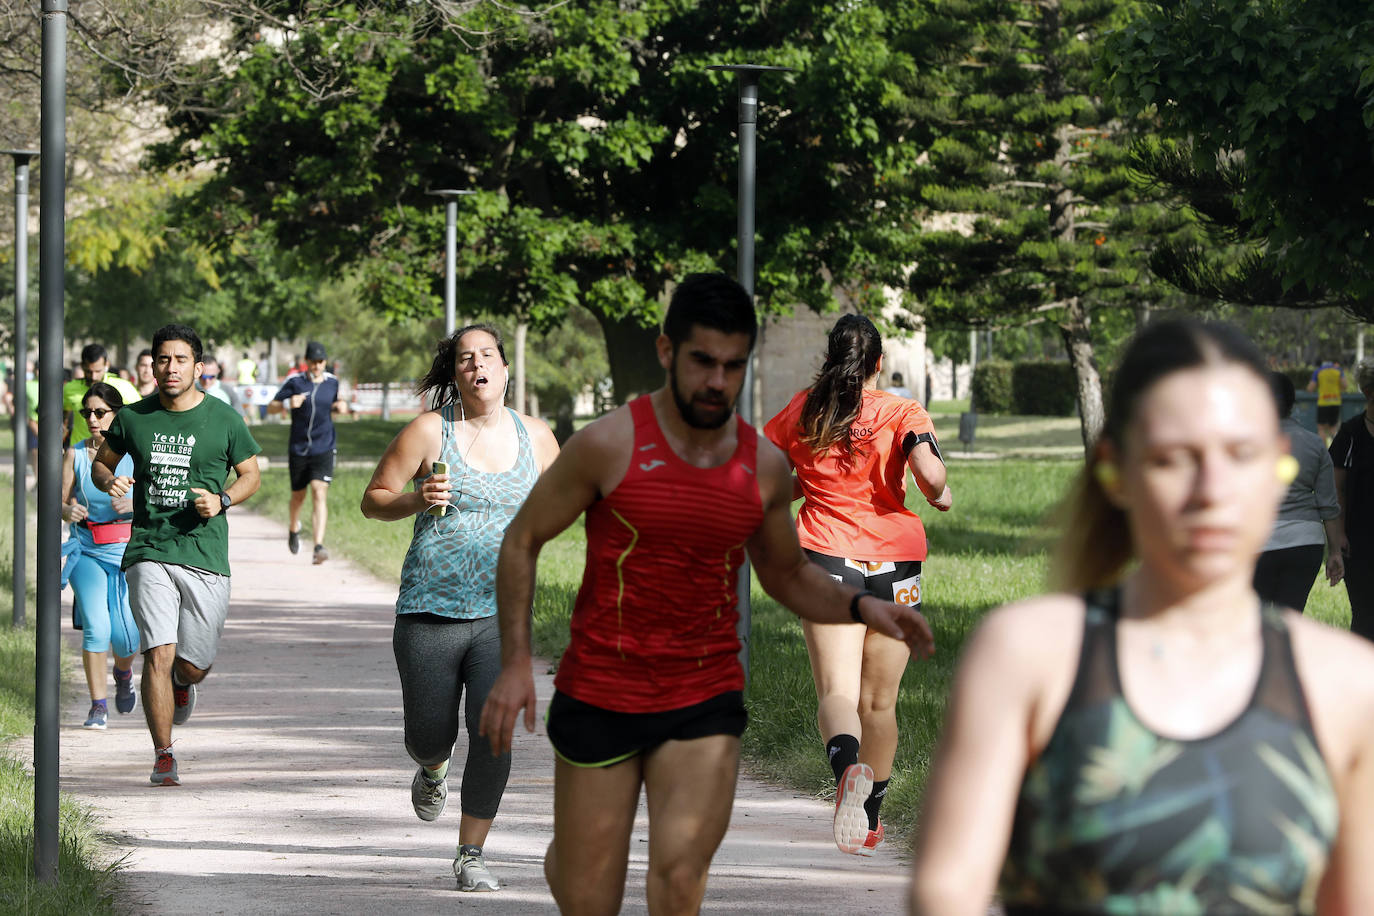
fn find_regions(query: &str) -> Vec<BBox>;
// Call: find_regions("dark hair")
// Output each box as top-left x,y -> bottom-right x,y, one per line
151,324 -> 204,364
1269,371 -> 1296,419
891,372 -> 904,386
136,348 -> 153,362
80,343 -> 107,365
83,381 -> 125,411
416,323 -> 507,408
799,314 -> 883,457
1054,319 -> 1273,591
662,273 -> 756,349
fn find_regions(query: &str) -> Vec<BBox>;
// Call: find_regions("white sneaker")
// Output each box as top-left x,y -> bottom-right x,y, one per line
411,766 -> 448,821
834,762 -> 874,855
454,845 -> 500,892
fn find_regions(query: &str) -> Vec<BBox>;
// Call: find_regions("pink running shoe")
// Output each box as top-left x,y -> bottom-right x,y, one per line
833,762 -> 875,854
857,818 -> 885,856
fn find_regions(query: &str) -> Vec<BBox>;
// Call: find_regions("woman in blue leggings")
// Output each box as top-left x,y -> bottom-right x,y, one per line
60,382 -> 139,729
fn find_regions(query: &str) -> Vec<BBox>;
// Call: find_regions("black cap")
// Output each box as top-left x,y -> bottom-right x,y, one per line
304,341 -> 327,361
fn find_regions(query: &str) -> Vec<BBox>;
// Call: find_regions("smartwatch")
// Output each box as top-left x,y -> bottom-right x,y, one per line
219,491 -> 233,513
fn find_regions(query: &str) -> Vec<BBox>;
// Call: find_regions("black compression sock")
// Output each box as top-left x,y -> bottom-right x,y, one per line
825,734 -> 860,784
864,779 -> 889,831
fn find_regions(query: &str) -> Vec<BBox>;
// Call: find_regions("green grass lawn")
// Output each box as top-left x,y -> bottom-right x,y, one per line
0,478 -> 121,914
247,417 -> 409,462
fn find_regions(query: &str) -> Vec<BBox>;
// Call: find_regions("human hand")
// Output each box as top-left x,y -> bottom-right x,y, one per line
1326,550 -> 1345,587
289,393 -> 307,409
929,485 -> 953,512
858,596 -> 936,660
188,487 -> 221,518
62,502 -> 88,523
107,475 -> 134,498
478,665 -> 538,757
110,495 -> 133,515
422,471 -> 451,511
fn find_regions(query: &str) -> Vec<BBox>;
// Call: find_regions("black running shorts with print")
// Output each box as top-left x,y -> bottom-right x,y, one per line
545,689 -> 747,768
1316,404 -> 1340,427
803,549 -> 923,611
288,448 -> 336,492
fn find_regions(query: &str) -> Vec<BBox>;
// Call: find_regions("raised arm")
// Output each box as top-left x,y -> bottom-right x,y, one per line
747,440 -> 934,657
360,412 -> 444,521
478,413 -> 625,755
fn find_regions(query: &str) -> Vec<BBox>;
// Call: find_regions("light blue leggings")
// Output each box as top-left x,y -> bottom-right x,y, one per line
71,558 -> 139,657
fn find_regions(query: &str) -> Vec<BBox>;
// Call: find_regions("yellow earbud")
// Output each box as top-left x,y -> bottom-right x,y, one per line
1276,455 -> 1300,486
1093,461 -> 1120,492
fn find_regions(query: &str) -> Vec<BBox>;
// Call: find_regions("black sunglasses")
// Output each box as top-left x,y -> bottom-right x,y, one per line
78,407 -> 115,420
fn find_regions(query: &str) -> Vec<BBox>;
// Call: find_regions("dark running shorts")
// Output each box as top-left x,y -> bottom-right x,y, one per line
804,549 -> 923,611
288,449 -> 336,491
1316,405 -> 1340,426
545,689 -> 748,768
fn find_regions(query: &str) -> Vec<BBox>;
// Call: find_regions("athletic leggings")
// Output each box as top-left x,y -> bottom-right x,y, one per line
71,558 -> 138,657
393,612 -> 510,820
1253,544 -> 1324,613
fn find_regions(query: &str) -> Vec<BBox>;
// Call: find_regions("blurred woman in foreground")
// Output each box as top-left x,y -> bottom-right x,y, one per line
910,320 -> 1374,914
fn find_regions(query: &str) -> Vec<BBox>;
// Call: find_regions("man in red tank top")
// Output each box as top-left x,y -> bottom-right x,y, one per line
480,273 -> 935,914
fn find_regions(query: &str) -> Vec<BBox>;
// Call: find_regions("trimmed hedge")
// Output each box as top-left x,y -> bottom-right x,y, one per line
972,360 -> 1077,416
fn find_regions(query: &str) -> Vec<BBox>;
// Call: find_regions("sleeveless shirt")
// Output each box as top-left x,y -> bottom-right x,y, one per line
999,590 -> 1338,914
395,406 -> 539,620
554,395 -> 763,713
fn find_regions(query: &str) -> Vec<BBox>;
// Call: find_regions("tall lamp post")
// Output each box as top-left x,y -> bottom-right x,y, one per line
706,63 -> 793,679
2,149 -> 38,630
35,0 -> 68,885
427,189 -> 476,337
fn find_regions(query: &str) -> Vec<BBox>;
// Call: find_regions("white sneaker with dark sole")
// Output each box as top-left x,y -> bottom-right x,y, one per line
834,762 -> 874,855
454,845 -> 500,892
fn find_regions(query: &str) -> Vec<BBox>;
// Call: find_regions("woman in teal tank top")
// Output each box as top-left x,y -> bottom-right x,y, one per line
910,320 -> 1374,913
362,325 -> 560,893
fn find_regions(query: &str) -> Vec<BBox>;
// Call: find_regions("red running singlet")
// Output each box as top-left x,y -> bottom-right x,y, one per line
554,395 -> 764,713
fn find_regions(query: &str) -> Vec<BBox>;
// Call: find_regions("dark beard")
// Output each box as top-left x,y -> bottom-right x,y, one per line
669,365 -> 734,430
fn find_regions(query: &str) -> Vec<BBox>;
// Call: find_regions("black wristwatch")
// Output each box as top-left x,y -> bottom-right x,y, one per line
849,589 -> 875,624
219,491 -> 232,513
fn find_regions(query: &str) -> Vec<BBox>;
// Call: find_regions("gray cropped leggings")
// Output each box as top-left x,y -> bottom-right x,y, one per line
393,612 -> 510,820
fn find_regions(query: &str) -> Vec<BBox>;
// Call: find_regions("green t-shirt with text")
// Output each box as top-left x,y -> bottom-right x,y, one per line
103,394 -> 260,576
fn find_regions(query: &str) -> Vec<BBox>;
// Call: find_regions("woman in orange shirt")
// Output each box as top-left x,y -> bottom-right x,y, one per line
764,314 -> 951,856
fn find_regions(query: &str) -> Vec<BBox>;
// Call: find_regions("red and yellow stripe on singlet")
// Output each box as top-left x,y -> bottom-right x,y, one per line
554,395 -> 763,713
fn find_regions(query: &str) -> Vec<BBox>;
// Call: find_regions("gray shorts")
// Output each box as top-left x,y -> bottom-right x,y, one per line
125,561 -> 231,669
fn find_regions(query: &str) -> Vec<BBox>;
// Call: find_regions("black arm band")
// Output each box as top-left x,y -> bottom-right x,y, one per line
849,590 -> 875,624
903,430 -> 945,464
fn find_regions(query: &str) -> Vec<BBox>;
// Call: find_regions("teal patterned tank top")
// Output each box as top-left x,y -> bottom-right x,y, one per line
395,406 -> 539,620
999,590 -> 1337,915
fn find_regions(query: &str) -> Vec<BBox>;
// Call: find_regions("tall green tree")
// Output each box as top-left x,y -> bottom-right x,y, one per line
136,0 -> 937,402
1104,0 -> 1374,315
903,0 -> 1198,447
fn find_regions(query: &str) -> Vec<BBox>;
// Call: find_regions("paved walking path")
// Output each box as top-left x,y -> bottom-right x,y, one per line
54,508 -> 911,914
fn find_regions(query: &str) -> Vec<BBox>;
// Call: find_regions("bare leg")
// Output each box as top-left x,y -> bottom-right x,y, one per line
643,734 -> 741,915
802,619 -> 866,743
458,814 -> 493,848
82,649 -> 108,701
856,630 -> 911,781
545,755 -> 642,915
141,644 -> 208,749
309,479 -> 329,546
288,488 -> 307,534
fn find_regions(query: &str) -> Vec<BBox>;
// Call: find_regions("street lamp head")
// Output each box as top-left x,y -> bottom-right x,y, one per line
426,188 -> 478,199
0,149 -> 40,165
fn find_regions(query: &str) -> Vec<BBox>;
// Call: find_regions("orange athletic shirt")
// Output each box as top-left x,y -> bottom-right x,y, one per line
554,396 -> 763,713
764,388 -> 935,562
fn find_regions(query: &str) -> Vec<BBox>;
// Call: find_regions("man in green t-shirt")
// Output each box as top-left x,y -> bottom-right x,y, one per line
93,324 -> 262,787
64,343 -> 142,446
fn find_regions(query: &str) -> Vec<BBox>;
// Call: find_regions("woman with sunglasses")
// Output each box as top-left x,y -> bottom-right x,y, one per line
362,324 -> 560,892
60,382 -> 139,729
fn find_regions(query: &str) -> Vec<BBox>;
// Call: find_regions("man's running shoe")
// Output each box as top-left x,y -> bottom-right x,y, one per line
454,845 -> 500,892
833,762 -> 875,855
82,702 -> 108,730
150,750 -> 179,786
411,766 -> 448,821
114,668 -> 137,714
858,818 -> 885,856
313,544 -> 329,565
288,529 -> 300,554
172,680 -> 197,726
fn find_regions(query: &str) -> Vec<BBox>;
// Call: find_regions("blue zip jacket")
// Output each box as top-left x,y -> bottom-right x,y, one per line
273,372 -> 341,456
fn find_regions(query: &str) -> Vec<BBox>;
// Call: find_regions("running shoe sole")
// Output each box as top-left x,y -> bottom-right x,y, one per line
834,762 -> 875,855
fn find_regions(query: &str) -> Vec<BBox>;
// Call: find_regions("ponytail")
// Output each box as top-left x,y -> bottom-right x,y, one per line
798,314 -> 883,457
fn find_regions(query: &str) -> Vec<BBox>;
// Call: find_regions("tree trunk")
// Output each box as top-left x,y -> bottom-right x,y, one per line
594,311 -> 663,406
1059,296 -> 1105,452
514,319 -> 527,412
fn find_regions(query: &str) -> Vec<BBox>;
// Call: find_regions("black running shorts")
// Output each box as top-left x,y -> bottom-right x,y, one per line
803,550 -> 923,611
288,449 -> 336,492
545,689 -> 747,768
